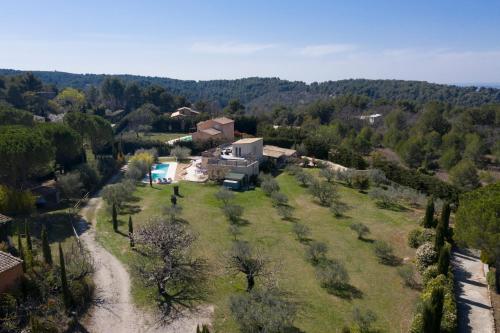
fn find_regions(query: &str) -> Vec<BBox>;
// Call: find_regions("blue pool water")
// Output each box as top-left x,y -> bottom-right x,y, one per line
144,163 -> 170,182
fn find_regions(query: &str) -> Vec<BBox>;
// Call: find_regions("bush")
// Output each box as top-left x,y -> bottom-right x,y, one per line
271,191 -> 288,206
170,145 -> 191,161
277,205 -> 293,220
487,269 -> 496,290
373,241 -> 400,265
415,242 -> 438,274
292,223 -> 310,242
284,164 -> 302,175
407,229 -> 423,248
76,163 -> 101,192
306,241 -> 328,265
352,307 -> 377,333
310,180 -> 338,206
222,204 -> 244,224
398,265 -> 419,289
349,223 -> 370,240
422,265 -> 439,286
420,274 -> 457,333
259,173 -> 280,195
295,171 -> 314,187
329,199 -> 348,217
316,259 -> 350,294
352,173 -> 370,191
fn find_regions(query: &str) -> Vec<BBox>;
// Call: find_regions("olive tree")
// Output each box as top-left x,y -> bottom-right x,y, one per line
227,241 -> 268,292
134,217 -> 207,322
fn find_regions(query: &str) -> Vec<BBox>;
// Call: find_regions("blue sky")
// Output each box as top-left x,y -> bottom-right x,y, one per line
1,0 -> 499,83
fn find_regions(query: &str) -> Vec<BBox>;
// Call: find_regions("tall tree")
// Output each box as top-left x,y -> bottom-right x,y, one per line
227,241 -> 267,292
422,287 -> 444,333
59,243 -> 71,311
440,202 -> 451,240
128,215 -> 134,248
17,231 -> 26,272
112,203 -> 118,232
437,244 -> 451,275
41,225 -> 52,266
423,197 -> 435,228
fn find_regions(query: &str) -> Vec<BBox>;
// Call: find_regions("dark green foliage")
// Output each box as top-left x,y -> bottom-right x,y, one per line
352,307 -> 377,333
196,324 -> 210,333
374,241 -> 400,266
349,223 -> 370,240
41,225 -> 52,266
128,216 -> 134,248
174,185 -> 180,196
17,231 -> 26,272
170,194 -> 177,206
230,287 -> 297,333
440,202 -> 451,240
423,197 -> 435,228
422,286 -> 445,333
112,203 -> 118,232
25,220 -> 32,252
437,244 -> 451,275
329,147 -> 367,169
434,222 -> 446,253
58,243 -> 71,311
306,241 -> 328,265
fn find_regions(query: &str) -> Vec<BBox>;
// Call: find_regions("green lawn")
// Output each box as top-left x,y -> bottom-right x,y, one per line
141,132 -> 187,142
95,170 -> 420,332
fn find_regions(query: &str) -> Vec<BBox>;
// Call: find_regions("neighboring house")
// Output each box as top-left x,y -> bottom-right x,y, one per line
33,115 -> 45,122
359,113 -> 382,124
0,251 -> 23,293
170,106 -> 200,118
47,113 -> 65,123
263,145 -> 297,167
192,117 -> 234,143
202,137 -> 264,184
0,213 -> 13,242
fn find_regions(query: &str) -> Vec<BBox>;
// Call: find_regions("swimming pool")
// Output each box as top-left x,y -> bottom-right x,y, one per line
144,163 -> 170,182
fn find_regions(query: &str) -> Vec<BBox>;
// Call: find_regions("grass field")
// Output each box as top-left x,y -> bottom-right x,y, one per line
95,170 -> 420,332
120,132 -> 189,142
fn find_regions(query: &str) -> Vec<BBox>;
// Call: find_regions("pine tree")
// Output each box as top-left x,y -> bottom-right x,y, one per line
41,225 -> 53,266
59,243 -> 71,311
440,202 -> 451,240
112,203 -> 118,232
422,286 -> 444,333
423,197 -> 435,228
128,215 -> 134,248
437,244 -> 451,275
17,231 -> 26,272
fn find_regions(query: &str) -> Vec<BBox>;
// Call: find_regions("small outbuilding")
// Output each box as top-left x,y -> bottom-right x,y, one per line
0,251 -> 23,293
263,145 -> 297,167
223,172 -> 247,190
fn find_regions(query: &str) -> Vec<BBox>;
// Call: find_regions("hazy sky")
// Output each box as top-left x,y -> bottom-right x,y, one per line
1,0 -> 499,83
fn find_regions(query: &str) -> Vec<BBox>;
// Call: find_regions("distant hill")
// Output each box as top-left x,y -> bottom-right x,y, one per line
1,68 -> 499,109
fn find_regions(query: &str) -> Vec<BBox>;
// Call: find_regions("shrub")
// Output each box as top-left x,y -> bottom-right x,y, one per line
310,180 -> 338,206
295,171 -> 314,187
222,204 -> 244,224
0,186 -> 35,215
285,164 -> 302,175
398,265 -> 419,289
292,223 -> 310,242
408,229 -> 423,248
320,167 -> 337,182
329,199 -> 348,217
422,265 -> 439,286
277,205 -> 293,220
170,145 -> 191,161
214,187 -> 235,205
271,191 -> 288,206
487,269 -> 496,290
349,223 -> 370,240
259,173 -> 280,195
352,307 -> 377,333
306,241 -> 328,265
316,259 -> 350,294
56,171 -> 83,200
420,275 -> 457,333
415,242 -> 438,274
373,241 -> 400,265
352,173 -> 370,191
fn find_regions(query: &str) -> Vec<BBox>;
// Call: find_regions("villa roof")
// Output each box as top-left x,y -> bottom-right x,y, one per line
0,213 -> 13,224
233,137 -> 263,144
212,117 -> 234,125
263,145 -> 297,158
201,128 -> 221,136
0,251 -> 23,273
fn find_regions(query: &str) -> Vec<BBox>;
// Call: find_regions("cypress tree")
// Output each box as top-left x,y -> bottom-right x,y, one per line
25,220 -> 32,252
434,222 -> 446,252
422,286 -> 444,333
17,231 -> 26,272
41,225 -> 53,266
440,202 -> 451,240
128,215 -> 134,248
423,197 -> 435,228
59,243 -> 71,311
437,244 -> 451,275
112,203 -> 118,232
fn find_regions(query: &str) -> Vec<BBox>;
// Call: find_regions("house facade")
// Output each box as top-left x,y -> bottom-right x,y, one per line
192,117 -> 234,143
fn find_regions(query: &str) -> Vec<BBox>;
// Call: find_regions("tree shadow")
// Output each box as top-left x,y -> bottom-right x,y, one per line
325,284 -> 363,300
378,255 -> 403,266
120,203 -> 142,215
359,237 -> 375,243
376,202 -> 408,212
230,218 -> 250,227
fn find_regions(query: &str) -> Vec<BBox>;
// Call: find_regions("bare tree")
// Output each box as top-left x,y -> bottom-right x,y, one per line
134,217 -> 207,322
227,241 -> 268,292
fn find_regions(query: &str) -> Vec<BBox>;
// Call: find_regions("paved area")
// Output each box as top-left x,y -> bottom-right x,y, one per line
452,248 -> 495,333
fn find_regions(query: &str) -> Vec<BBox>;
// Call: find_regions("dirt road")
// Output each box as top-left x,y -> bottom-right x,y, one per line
78,194 -> 212,333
